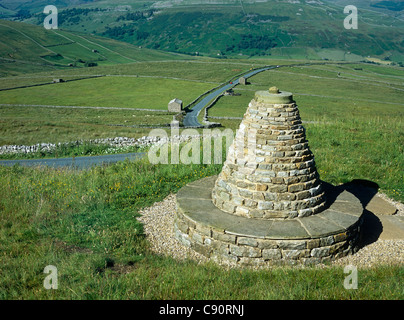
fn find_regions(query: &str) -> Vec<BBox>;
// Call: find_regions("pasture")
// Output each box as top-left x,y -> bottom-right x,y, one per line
0,58 -> 403,300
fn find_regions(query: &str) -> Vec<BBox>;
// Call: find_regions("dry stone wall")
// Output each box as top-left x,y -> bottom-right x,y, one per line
175,210 -> 361,267
175,175 -> 364,267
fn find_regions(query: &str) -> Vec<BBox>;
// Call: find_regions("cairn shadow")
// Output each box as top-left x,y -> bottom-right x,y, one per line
321,179 -> 383,248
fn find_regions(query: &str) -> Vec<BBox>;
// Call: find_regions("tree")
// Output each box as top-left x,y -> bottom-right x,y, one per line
85,61 -> 98,67
16,9 -> 31,20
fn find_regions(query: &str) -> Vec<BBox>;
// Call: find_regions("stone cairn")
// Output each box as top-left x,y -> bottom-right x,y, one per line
175,87 -> 364,266
212,87 -> 326,219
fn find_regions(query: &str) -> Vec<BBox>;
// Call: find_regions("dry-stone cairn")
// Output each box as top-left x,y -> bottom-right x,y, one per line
175,87 -> 364,266
212,87 -> 326,219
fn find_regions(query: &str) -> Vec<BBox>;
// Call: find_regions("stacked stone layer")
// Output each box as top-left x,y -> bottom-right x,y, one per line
175,211 -> 361,267
212,95 -> 326,219
174,176 -> 364,266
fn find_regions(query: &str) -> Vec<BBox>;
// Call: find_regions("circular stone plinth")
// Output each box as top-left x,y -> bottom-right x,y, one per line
175,176 -> 364,266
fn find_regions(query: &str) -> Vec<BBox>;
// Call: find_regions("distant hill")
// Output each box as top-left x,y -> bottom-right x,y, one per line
2,0 -> 404,63
0,19 -> 191,76
0,0 -> 96,12
323,0 -> 404,14
371,1 -> 404,12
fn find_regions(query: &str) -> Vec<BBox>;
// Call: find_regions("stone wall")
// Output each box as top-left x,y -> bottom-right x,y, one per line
175,175 -> 364,266
174,207 -> 362,267
0,137 -> 157,155
0,135 -> 201,155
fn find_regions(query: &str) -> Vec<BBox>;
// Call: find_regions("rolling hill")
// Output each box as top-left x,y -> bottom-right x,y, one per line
2,0 -> 404,63
0,19 -> 192,76
323,0 -> 404,16
0,0 -> 96,13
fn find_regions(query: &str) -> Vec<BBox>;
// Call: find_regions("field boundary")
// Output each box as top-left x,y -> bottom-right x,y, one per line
0,75 -> 106,92
0,103 -> 171,112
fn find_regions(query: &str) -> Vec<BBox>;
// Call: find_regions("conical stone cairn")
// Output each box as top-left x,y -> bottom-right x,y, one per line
175,87 -> 364,266
212,87 -> 326,219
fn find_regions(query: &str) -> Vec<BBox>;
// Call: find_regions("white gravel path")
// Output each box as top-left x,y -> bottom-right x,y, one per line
138,194 -> 209,264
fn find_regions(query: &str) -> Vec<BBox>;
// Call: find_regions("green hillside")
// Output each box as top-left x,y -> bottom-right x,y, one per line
0,0 -> 96,12
0,19 -> 191,76
6,0 -> 404,62
324,0 -> 404,14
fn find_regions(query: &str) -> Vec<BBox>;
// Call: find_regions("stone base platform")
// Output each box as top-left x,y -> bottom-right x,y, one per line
175,176 -> 364,266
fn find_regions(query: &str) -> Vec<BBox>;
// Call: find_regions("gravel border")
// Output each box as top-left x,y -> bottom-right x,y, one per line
138,194 -> 404,269
138,194 -> 209,264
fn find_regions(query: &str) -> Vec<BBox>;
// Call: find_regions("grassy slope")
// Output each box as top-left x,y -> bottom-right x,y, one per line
0,11 -> 402,298
0,69 -> 402,299
1,59 -> 402,203
15,0 -> 404,62
0,154 -> 402,300
324,0 -> 404,14
0,19 -> 191,76
0,0 -> 94,12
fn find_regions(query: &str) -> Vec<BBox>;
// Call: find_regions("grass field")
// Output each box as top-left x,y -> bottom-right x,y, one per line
0,19 -> 191,77
1,61 -> 403,204
209,63 -> 404,118
0,105 -> 175,146
0,74 -> 215,148
0,157 -> 402,300
0,58 -> 276,147
0,58 -> 262,90
0,76 -> 214,109
0,57 -> 403,300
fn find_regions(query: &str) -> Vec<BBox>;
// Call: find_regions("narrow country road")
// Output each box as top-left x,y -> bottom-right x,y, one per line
0,152 -> 145,169
183,66 -> 276,127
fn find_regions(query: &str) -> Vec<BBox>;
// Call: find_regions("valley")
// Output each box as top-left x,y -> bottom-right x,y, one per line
1,0 -> 404,62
